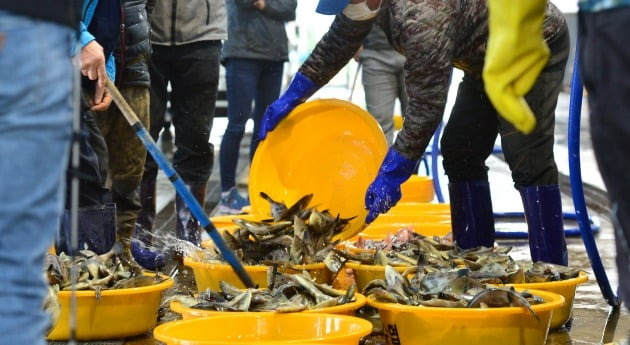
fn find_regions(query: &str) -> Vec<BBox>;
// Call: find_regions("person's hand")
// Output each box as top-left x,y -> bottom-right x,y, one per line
80,40 -> 109,109
365,147 -> 417,224
253,0 -> 265,10
482,0 -> 549,134
90,89 -> 112,111
259,72 -> 319,140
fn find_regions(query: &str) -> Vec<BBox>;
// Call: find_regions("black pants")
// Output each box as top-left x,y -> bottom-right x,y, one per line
441,22 -> 570,189
65,99 -> 111,208
580,7 -> 630,308
144,40 -> 221,184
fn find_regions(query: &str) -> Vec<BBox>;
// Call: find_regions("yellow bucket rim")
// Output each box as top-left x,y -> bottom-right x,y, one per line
56,273 -> 173,297
183,257 -> 328,272
170,293 -> 367,317
367,288 -> 565,315
209,213 -> 258,225
503,270 -> 588,289
153,312 -> 374,344
345,262 -> 411,272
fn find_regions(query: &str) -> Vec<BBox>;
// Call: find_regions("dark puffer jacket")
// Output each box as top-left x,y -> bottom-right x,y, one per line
222,0 -> 297,62
300,0 -> 566,162
114,0 -> 150,87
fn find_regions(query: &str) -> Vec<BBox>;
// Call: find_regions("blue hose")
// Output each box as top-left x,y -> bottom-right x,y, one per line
493,211 -> 600,238
567,45 -> 620,307
431,122 -> 445,203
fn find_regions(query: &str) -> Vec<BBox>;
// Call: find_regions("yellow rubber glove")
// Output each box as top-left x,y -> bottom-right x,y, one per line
483,0 -> 550,134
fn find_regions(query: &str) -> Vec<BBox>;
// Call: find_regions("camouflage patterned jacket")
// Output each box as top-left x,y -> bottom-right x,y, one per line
299,0 -> 566,161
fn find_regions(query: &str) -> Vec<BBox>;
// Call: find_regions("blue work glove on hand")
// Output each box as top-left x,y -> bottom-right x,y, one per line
259,72 -> 319,140
365,148 -> 417,224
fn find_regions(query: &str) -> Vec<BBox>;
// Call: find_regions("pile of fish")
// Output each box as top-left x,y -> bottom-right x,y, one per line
365,265 -> 543,315
197,193 -> 352,270
340,229 -> 582,284
170,270 -> 356,312
45,242 -> 165,295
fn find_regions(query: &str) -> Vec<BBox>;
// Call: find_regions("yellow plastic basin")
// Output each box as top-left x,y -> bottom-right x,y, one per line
153,313 -> 373,345
346,262 -> 412,292
399,175 -> 435,203
47,274 -> 174,340
504,271 -> 588,330
386,202 -> 451,215
249,99 -> 388,242
367,288 -> 565,345
170,293 -> 367,319
208,213 -> 258,232
364,219 -> 452,238
183,257 -> 332,291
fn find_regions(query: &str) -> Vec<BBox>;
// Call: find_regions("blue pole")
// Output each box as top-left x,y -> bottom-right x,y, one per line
107,80 -> 256,288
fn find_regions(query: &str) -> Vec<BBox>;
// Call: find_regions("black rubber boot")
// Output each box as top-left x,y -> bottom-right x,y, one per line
175,182 -> 208,245
56,203 -> 117,255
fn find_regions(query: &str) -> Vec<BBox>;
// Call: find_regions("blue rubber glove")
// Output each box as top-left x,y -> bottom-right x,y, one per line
365,147 -> 417,224
259,72 -> 319,140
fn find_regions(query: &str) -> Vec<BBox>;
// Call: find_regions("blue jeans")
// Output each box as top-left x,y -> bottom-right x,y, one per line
219,58 -> 283,191
0,12 -> 74,345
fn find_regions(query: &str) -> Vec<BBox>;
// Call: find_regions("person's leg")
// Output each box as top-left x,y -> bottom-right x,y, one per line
441,73 -> 499,249
250,60 -> 284,160
170,41 -> 221,243
131,48 -> 170,268
220,58 -> 260,191
362,56 -> 399,145
218,58 -> 260,214
580,7 -> 630,304
499,24 -> 569,265
95,86 -> 151,263
0,14 -> 73,344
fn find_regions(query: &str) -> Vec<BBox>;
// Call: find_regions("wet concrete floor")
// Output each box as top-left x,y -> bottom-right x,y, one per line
49,91 -> 630,344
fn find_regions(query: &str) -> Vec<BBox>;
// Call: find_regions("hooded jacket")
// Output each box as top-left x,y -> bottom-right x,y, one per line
221,0 -> 297,62
149,0 -> 227,46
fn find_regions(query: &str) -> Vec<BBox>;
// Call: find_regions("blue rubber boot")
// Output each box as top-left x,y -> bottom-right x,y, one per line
131,179 -> 166,270
448,181 -> 496,249
520,185 -> 568,265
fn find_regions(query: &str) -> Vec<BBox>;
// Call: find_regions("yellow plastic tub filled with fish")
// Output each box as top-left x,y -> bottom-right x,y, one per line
47,275 -> 173,340
501,263 -> 588,330
45,244 -> 174,340
346,261 -> 412,292
153,313 -> 373,345
186,193 -> 360,291
184,257 -> 332,291
169,270 -> 366,319
367,288 -> 564,345
170,294 -> 366,319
